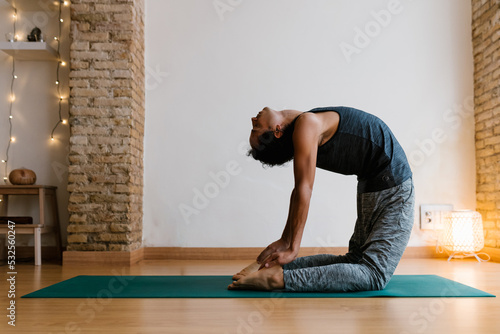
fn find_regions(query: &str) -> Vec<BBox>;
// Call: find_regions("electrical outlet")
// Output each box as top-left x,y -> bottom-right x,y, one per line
420,204 -> 453,230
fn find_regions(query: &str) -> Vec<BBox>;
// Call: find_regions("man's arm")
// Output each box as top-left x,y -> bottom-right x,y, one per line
281,188 -> 296,244
257,114 -> 320,268
255,189 -> 296,268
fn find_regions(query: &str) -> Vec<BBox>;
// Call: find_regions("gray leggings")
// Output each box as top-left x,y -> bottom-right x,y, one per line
283,178 -> 415,292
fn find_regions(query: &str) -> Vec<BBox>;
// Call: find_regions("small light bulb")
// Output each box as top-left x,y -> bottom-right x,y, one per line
12,14 -> 16,18
62,119 -> 67,124
51,137 -> 55,141
54,36 -> 58,40
9,115 -> 13,119
3,177 -> 7,181
64,1 -> 69,6
10,95 -> 15,102
60,96 -> 64,100
60,19 -> 64,22
55,80 -> 59,85
1,160 -> 5,163
13,75 -> 17,79
10,137 -> 15,142
61,61 -> 66,66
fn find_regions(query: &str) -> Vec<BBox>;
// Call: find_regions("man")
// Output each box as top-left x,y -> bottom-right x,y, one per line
228,106 -> 414,292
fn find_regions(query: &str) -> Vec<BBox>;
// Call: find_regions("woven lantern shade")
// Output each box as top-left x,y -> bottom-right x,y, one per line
442,210 -> 484,261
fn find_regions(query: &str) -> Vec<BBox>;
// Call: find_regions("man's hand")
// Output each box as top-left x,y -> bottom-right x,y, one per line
257,239 -> 298,269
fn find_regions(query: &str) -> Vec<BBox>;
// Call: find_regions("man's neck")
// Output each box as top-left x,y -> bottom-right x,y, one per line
281,109 -> 303,124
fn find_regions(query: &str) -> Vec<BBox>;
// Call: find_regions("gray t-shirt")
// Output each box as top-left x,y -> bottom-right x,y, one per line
308,106 -> 412,193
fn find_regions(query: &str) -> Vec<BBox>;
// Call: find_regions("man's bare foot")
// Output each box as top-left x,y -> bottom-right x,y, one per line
228,265 -> 284,291
232,261 -> 260,280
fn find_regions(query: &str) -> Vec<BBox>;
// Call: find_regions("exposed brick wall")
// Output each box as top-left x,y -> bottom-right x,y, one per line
472,0 -> 500,248
67,0 -> 145,251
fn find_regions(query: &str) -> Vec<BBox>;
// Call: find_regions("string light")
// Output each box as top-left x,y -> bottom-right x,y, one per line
2,7 -> 16,183
2,3 -> 68,180
50,0 -> 68,142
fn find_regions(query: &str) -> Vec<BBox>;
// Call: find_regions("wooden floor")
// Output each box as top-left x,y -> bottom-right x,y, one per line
1,258 -> 499,334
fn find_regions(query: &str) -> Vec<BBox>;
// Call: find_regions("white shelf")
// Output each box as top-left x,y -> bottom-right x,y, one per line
5,0 -> 60,11
0,41 -> 58,60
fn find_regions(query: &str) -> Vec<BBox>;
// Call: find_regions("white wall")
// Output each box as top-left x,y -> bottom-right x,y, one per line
0,2 -> 70,246
143,0 -> 475,248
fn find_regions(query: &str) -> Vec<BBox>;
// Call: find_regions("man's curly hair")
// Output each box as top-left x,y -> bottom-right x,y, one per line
247,117 -> 299,167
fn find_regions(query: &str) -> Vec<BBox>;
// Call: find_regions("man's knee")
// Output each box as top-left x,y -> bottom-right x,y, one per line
365,268 -> 391,291
372,276 -> 390,290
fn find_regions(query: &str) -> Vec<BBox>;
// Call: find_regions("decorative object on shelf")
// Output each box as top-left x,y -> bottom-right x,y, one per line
8,168 -> 37,185
27,27 -> 42,41
442,210 -> 489,262
5,32 -> 16,42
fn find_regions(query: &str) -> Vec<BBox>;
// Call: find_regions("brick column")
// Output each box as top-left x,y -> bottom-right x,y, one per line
472,0 -> 499,248
66,0 -> 145,256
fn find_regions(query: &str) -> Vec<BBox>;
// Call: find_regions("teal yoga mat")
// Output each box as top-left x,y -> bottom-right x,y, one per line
22,275 -> 495,298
